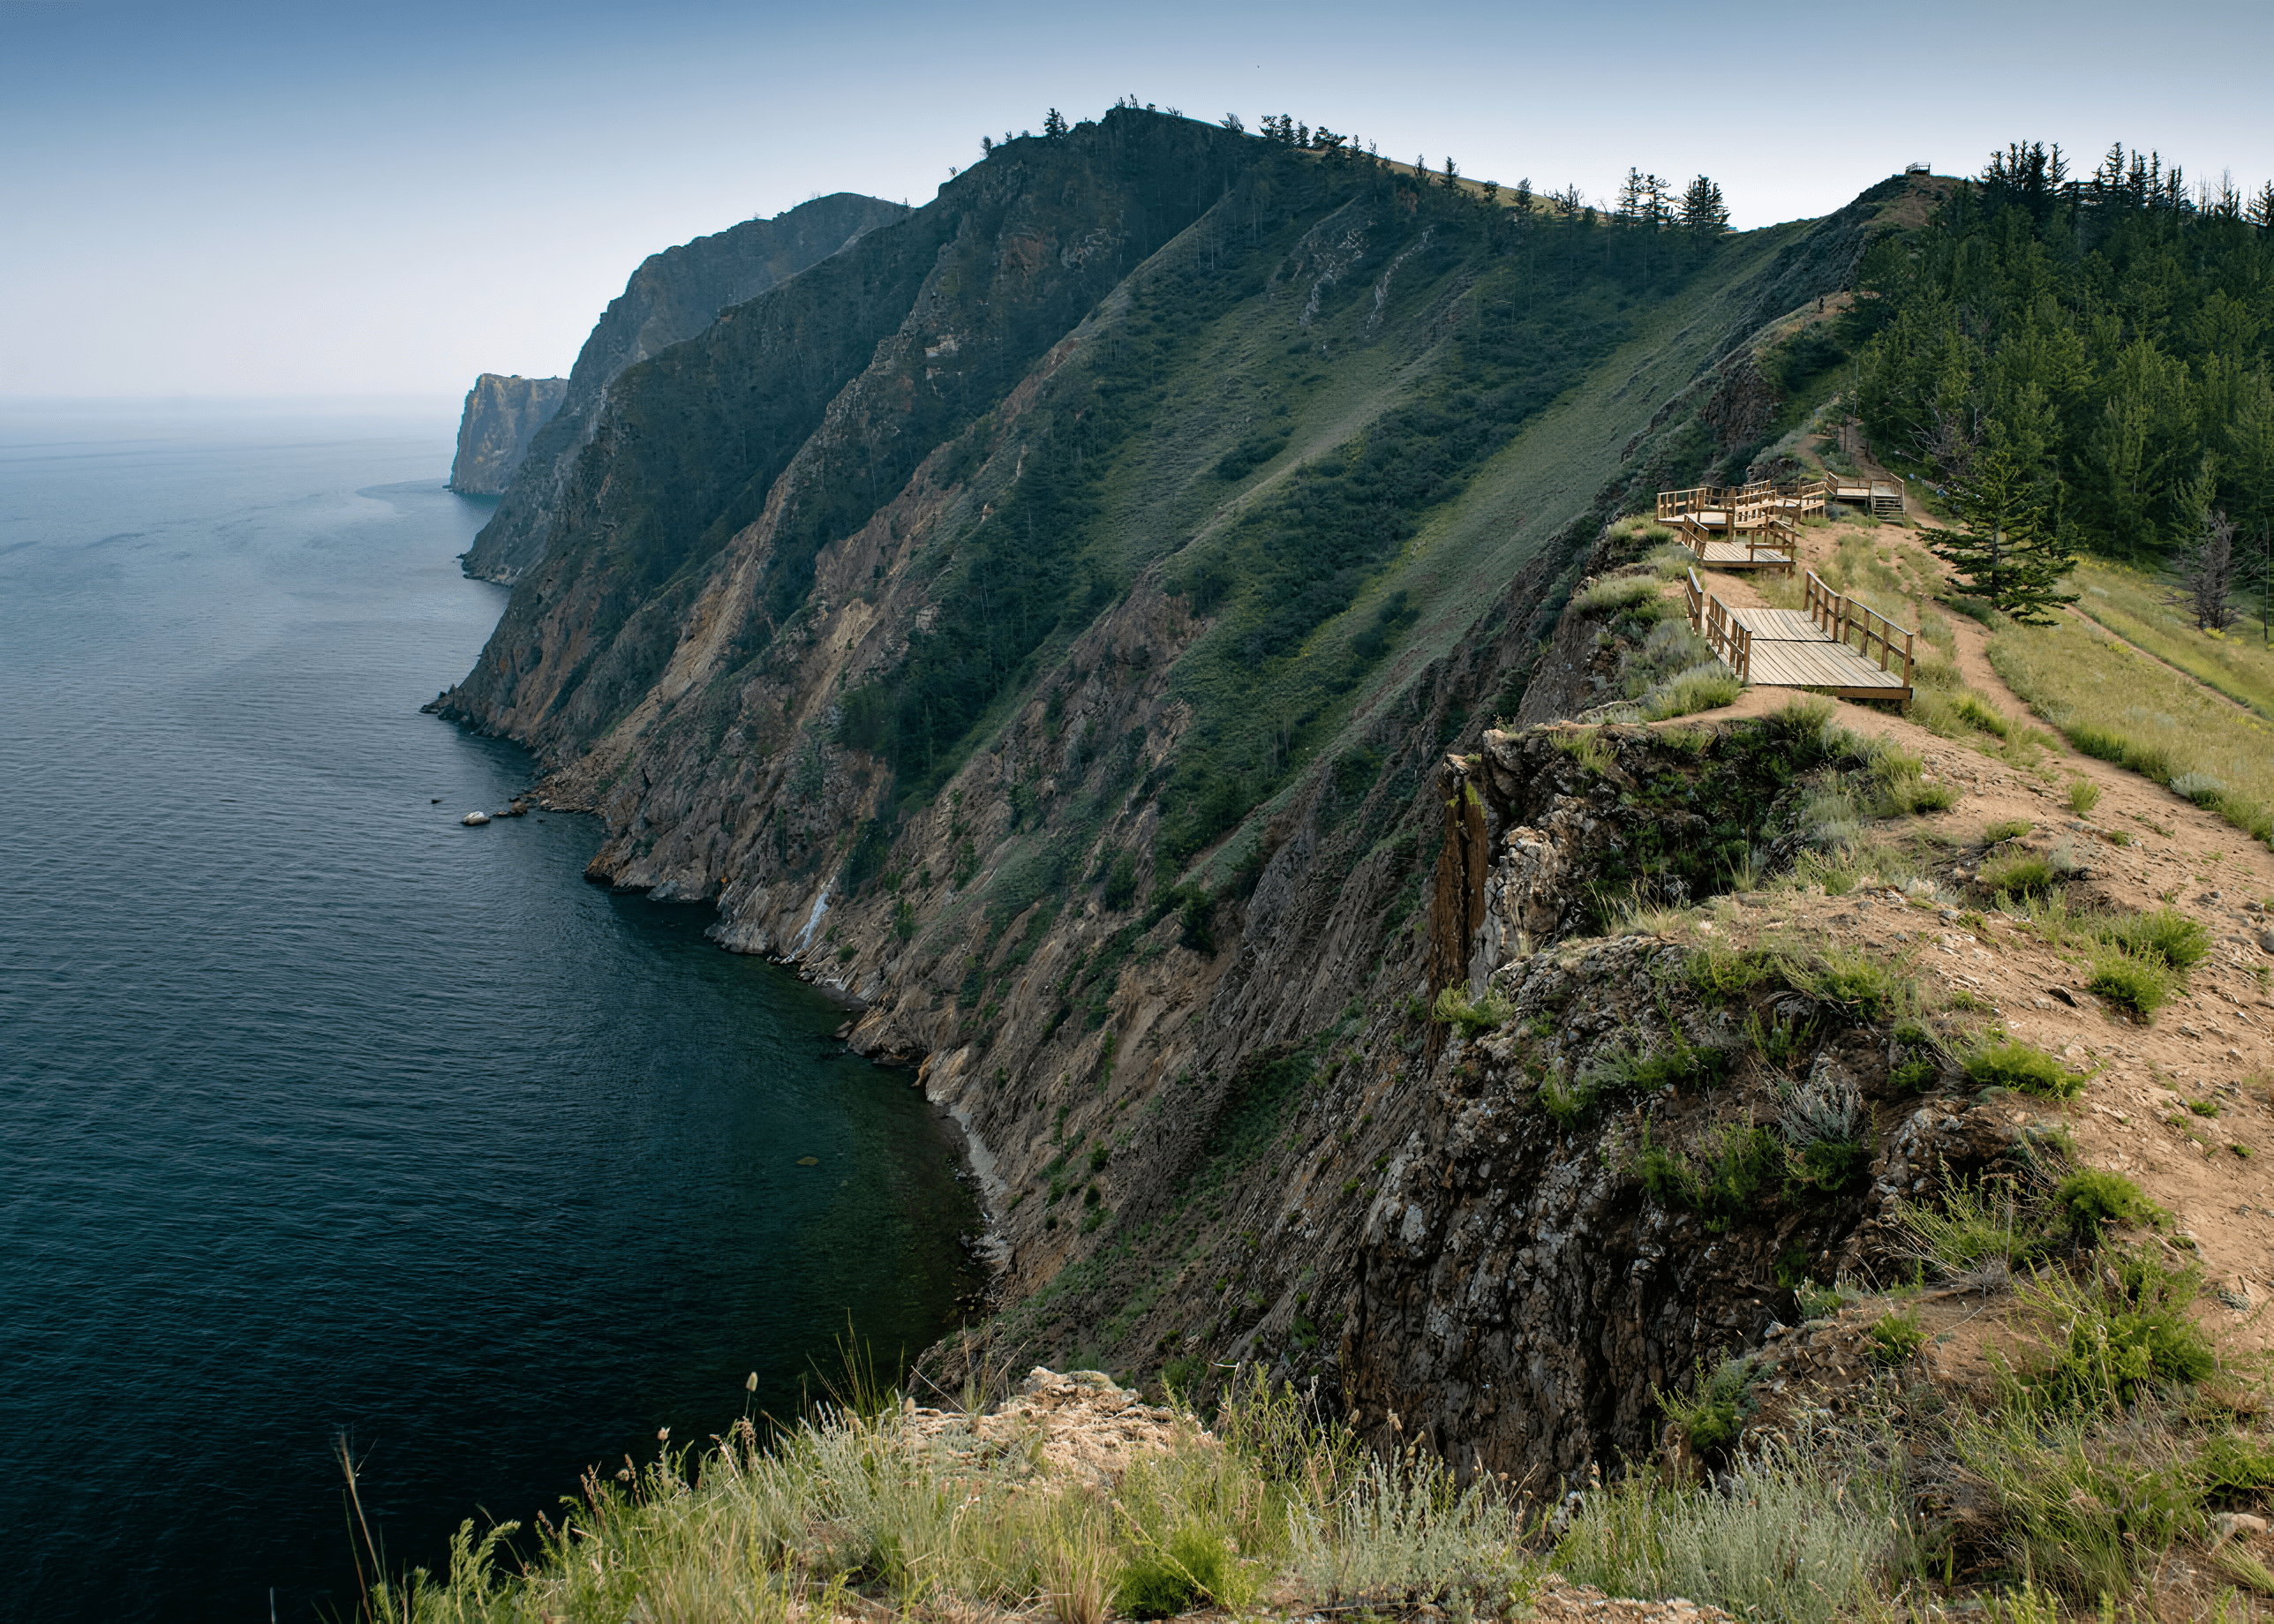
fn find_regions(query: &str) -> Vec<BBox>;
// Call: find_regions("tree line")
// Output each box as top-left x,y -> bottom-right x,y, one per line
975,104 -> 1730,251
1848,139 -> 2274,628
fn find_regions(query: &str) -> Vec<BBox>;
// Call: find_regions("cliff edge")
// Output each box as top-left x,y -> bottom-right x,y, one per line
448,373 -> 567,494
459,190 -> 909,581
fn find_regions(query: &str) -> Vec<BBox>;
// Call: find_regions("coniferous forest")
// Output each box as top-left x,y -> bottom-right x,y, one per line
1847,141 -> 2274,568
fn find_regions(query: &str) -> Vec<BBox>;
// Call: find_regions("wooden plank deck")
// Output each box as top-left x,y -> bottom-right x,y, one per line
1684,575 -> 1914,702
1720,602 -> 1909,696
1696,538 -> 1791,570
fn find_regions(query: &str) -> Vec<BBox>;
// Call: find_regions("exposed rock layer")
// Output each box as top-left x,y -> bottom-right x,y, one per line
448,373 -> 567,494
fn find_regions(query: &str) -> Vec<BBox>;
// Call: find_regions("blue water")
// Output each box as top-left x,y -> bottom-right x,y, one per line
0,406 -> 979,1621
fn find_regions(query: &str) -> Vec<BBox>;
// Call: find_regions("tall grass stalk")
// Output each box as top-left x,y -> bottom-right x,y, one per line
1556,1424 -> 1897,1624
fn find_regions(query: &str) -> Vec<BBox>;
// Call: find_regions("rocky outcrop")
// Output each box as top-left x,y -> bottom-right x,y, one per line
1337,726 -> 2020,1483
448,373 -> 567,494
460,191 -> 910,580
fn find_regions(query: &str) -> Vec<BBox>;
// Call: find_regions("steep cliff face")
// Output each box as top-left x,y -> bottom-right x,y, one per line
461,191 -> 910,581
430,112 -> 1926,1446
448,373 -> 568,494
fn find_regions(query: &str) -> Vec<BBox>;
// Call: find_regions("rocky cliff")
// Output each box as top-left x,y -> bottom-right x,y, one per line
429,109 -> 1932,1470
461,191 -> 910,580
448,373 -> 568,494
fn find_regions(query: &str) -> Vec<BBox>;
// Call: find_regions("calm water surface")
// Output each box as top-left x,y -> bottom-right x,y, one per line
0,405 -> 978,1621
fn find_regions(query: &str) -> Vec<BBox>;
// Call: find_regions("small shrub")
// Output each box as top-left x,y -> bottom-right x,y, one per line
1769,695 -> 1840,758
1642,662 -> 1743,721
1954,693 -> 2016,738
1432,984 -> 1516,1037
2066,777 -> 2103,816
1895,1177 -> 2060,1281
1981,851 -> 2055,901
1894,778 -> 1960,814
1538,1071 -> 1598,1124
1644,540 -> 1693,580
1687,944 -> 1778,1003
2100,906 -> 2210,971
2054,1168 -> 2161,1243
1641,1123 -> 1785,1227
1655,1354 -> 1755,1455
1984,817 -> 2034,844
1115,1525 -> 1240,1619
2088,951 -> 2171,1020
1555,729 -> 1616,775
1870,1308 -> 1927,1365
1796,1279 -> 1855,1320
1575,574 -> 1668,618
2195,1433 -> 2274,1506
1889,1056 -> 1940,1094
1964,1041 -> 2082,1099
2019,1249 -> 2215,1412
1860,744 -> 1958,816
1784,944 -> 1914,1025
1590,1034 -> 1733,1096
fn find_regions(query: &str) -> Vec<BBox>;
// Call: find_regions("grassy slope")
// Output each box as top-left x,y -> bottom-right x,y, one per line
2068,557 -> 2274,723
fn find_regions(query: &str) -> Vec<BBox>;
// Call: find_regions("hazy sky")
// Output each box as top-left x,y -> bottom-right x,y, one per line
4,0 -> 2267,402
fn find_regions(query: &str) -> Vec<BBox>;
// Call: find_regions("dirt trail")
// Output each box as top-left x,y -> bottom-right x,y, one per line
1679,516 -> 2274,1357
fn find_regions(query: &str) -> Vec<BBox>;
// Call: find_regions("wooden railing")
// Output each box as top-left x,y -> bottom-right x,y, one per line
1687,568 -> 1751,681
1788,477 -> 1827,517
1803,569 -> 1914,686
1751,515 -> 1802,573
1731,479 -> 1779,530
1658,485 -> 1725,524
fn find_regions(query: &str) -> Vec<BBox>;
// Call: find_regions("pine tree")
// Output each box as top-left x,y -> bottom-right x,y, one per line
1616,167 -> 1645,222
1933,443 -> 2076,623
1679,176 -> 1728,241
1042,108 -> 1067,140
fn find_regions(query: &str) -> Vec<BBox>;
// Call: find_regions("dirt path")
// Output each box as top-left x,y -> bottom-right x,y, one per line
1677,515 -> 2274,1356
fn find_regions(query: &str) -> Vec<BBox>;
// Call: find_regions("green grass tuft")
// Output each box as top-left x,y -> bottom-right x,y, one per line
2054,1168 -> 2162,1243
1965,1041 -> 2082,1099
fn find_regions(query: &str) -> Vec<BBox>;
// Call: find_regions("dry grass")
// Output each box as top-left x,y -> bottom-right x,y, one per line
2069,558 -> 2274,723
1987,613 -> 2274,847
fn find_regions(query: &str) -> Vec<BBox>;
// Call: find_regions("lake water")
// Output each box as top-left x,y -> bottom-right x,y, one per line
0,404 -> 980,1621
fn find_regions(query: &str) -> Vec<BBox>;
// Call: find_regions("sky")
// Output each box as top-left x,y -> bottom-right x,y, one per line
3,0 -> 2268,403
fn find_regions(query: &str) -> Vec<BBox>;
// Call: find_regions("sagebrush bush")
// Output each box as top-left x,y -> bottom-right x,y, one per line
1558,1423 -> 1895,1624
1643,662 -> 1743,720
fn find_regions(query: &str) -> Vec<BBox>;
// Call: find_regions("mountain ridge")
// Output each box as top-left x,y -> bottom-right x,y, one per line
428,109 -> 1915,1434
460,190 -> 912,582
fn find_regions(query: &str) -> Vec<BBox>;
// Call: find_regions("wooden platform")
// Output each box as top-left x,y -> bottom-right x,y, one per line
1695,538 -> 1792,570
1728,605 -> 1909,695
1684,567 -> 1914,702
1669,513 -> 1796,574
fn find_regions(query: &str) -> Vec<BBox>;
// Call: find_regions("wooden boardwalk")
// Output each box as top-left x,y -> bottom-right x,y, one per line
1684,568 -> 1913,702
1668,513 -> 1796,574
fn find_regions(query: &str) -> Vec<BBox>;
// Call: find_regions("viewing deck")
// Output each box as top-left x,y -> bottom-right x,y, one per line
1684,568 -> 1913,702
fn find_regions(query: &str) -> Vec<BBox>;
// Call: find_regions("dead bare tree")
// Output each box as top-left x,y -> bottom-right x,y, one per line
2172,508 -> 2241,632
